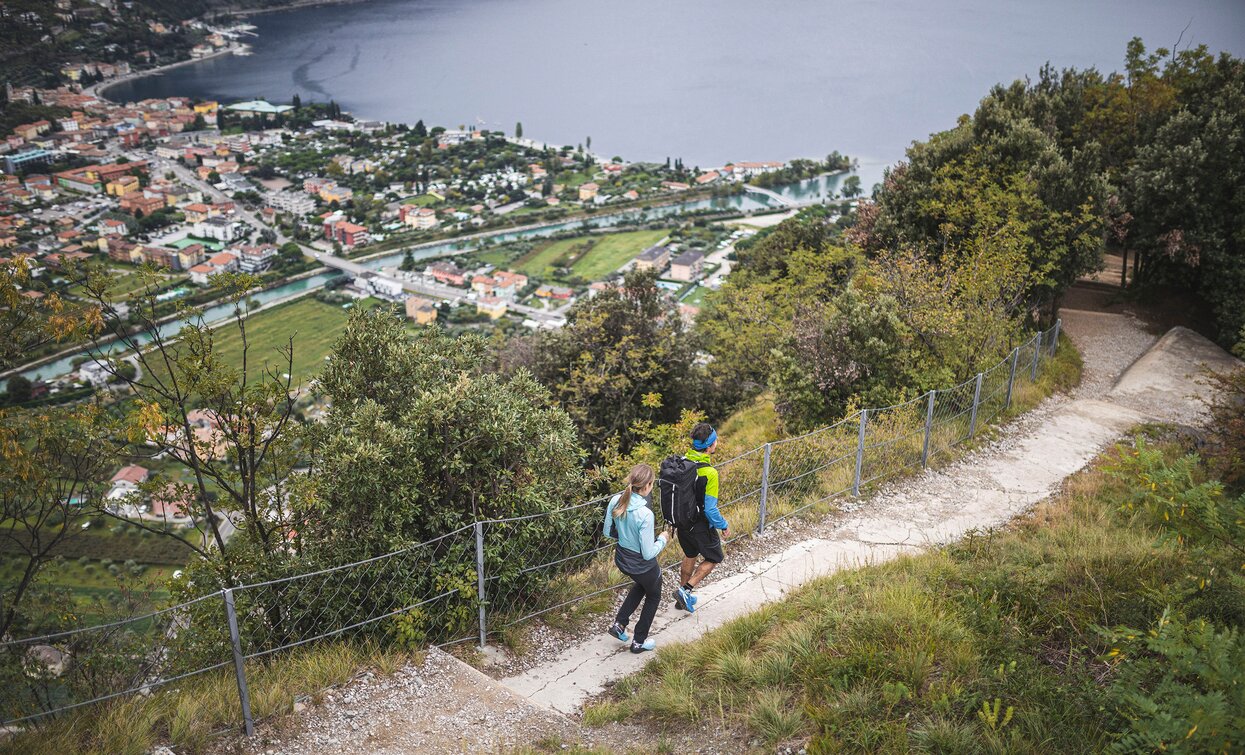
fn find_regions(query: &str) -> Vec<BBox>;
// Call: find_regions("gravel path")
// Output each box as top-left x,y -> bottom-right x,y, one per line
502,315 -> 1236,714
204,310 -> 1239,753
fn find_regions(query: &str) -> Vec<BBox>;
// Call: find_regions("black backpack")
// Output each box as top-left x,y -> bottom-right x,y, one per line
658,455 -> 708,528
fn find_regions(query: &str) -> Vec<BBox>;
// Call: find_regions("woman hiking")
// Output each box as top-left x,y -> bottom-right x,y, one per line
603,463 -> 670,653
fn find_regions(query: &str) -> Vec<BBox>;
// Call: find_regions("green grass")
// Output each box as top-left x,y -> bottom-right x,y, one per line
400,194 -> 441,207
514,229 -> 667,281
67,266 -> 186,301
680,285 -> 709,307
146,295 -> 371,387
0,557 -> 177,617
586,433 -> 1232,752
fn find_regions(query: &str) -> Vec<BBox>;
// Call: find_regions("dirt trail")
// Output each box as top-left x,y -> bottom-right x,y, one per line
210,309 -> 1240,754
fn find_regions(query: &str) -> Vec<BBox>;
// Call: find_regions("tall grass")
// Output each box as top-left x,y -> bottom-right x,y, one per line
585,434 -> 1215,753
3,641 -> 415,755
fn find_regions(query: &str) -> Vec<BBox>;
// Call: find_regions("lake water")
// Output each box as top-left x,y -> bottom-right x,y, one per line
106,0 -> 1244,179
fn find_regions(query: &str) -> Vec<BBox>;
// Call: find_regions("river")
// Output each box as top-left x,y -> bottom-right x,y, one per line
18,178 -> 841,382
104,0 -> 1244,178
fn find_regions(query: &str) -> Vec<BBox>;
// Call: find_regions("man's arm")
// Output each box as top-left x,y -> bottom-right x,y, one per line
702,469 -> 729,531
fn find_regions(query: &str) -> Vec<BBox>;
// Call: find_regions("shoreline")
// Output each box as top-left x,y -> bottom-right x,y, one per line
219,0 -> 373,19
93,44 -> 249,103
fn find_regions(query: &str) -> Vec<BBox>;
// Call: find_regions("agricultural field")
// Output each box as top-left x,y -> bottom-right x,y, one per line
514,229 -> 668,281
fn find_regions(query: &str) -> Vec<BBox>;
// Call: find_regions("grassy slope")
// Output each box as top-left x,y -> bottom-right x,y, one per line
584,432 -> 1232,753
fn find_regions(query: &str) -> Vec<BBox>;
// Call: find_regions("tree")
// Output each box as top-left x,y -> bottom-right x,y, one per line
297,308 -> 586,556
0,403 -> 116,637
841,175 -> 862,199
78,270 -> 302,589
292,93 -> 301,110
515,121 -> 523,139
527,270 -> 700,460
5,375 -> 32,405
413,119 -> 427,138
399,250 -> 415,272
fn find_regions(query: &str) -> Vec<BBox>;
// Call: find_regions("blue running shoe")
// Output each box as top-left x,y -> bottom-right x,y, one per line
630,639 -> 656,654
675,587 -> 698,613
607,622 -> 628,642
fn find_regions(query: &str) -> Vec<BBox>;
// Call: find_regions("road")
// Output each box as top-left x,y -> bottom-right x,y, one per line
313,251 -> 569,325
123,149 -> 289,245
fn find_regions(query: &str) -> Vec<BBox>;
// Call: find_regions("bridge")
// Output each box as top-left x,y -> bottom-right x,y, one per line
313,252 -> 567,325
742,184 -> 795,207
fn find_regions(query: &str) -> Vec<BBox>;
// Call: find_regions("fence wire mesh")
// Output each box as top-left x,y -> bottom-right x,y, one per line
0,592 -> 230,726
3,321 -> 1062,731
231,526 -> 479,659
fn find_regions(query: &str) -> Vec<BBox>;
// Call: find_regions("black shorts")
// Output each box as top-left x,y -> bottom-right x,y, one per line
676,518 -> 724,563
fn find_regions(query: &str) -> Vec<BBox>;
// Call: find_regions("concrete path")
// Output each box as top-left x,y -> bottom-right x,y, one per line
502,318 -> 1241,714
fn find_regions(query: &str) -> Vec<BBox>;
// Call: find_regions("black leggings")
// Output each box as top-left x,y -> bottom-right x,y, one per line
615,563 -> 662,644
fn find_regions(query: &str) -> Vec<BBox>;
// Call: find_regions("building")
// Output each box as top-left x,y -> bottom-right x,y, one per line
634,244 -> 671,273
265,191 -> 316,216
578,182 -> 599,202
94,218 -> 128,237
119,194 -> 165,217
323,219 -> 370,248
471,270 -> 528,300
2,149 -> 53,174
400,205 -> 439,230
193,216 -> 245,242
535,285 -> 574,300
427,261 -> 467,287
223,100 -> 294,119
476,296 -> 508,319
105,175 -> 140,197
237,244 -> 277,273
669,250 -> 705,282
732,161 -> 785,178
404,296 -> 438,325
108,464 -> 149,494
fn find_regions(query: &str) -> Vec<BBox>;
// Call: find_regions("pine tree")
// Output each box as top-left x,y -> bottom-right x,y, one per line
515,121 -> 523,139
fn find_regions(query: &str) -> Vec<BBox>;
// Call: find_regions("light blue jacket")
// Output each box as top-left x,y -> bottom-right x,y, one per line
603,492 -> 667,561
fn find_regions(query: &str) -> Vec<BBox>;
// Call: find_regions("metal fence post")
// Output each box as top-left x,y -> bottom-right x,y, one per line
1031,331 -> 1042,382
968,372 -> 984,437
757,442 -> 772,535
1005,347 -> 1019,409
852,410 -> 867,497
474,521 -> 487,648
1051,318 -> 1061,356
921,390 -> 935,467
222,589 -> 255,737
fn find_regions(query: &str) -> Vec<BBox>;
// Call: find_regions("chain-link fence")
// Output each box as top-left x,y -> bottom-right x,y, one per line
1,321 -> 1062,735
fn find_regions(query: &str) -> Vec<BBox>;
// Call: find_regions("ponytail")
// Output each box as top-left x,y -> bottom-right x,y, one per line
613,463 -> 655,520
613,484 -> 633,519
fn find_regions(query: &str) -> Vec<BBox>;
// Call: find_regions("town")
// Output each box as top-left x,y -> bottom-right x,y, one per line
1,73 -> 855,391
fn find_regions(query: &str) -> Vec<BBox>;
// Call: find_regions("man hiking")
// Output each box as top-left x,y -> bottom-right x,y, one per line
672,422 -> 728,613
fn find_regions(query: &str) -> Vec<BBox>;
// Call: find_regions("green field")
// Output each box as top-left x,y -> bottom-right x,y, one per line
146,295 -> 377,387
515,229 -> 667,281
